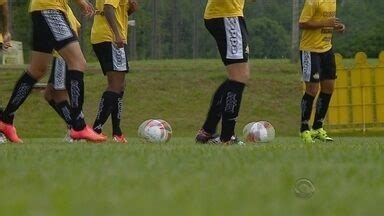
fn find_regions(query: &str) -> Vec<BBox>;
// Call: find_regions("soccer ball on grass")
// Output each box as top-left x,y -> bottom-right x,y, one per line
138,119 -> 172,143
243,121 -> 275,143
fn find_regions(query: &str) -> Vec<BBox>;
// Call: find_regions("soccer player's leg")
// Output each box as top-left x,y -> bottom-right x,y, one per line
45,57 -> 74,142
111,91 -> 126,142
196,18 -> 228,143
200,17 -> 249,144
312,50 -> 337,142
51,11 -> 105,142
92,42 -> 128,143
299,51 -> 321,143
0,11 -> 58,143
220,17 -> 250,143
0,106 -> 6,143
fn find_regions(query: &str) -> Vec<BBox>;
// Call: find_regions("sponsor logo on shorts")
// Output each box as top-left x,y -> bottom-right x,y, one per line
42,10 -> 73,42
112,44 -> 127,71
224,17 -> 244,60
313,73 -> 320,80
301,51 -> 312,82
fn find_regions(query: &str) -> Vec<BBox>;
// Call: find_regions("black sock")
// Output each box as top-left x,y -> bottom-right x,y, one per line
111,91 -> 124,136
202,80 -> 229,134
313,92 -> 332,130
68,70 -> 86,131
0,106 -> 3,121
300,93 -> 315,132
93,91 -> 119,134
48,99 -> 65,122
56,101 -> 72,128
1,72 -> 37,124
220,80 -> 245,142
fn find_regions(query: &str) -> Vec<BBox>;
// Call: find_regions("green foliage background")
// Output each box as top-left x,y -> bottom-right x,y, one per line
8,0 -> 384,60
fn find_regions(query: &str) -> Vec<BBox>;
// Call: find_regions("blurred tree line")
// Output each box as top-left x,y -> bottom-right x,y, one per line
8,0 -> 384,61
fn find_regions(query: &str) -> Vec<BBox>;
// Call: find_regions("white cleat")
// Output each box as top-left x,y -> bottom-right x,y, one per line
64,130 -> 74,143
0,133 -> 7,144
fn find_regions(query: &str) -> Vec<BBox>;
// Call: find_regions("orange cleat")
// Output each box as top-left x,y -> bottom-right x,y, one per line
99,133 -> 108,140
70,125 -> 107,142
0,121 -> 23,143
113,134 -> 128,143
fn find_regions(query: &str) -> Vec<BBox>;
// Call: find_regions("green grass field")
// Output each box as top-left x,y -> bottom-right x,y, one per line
1,138 -> 384,215
1,60 -> 384,215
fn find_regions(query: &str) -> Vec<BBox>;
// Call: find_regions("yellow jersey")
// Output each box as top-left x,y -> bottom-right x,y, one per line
299,0 -> 337,53
29,0 -> 67,12
0,0 -> 7,43
53,5 -> 81,57
204,0 -> 245,19
91,0 -> 129,44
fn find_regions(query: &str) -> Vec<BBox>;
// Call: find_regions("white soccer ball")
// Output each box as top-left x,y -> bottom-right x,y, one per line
243,121 -> 275,143
138,119 -> 172,143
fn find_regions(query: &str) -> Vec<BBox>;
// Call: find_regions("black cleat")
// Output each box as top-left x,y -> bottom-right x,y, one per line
195,129 -> 218,144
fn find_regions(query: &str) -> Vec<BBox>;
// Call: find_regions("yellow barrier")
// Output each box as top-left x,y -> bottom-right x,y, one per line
325,51 -> 384,131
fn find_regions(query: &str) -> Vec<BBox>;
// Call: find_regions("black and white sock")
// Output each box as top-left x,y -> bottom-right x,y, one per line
111,91 -> 124,136
57,101 -> 72,128
93,91 -> 119,134
220,80 -> 245,142
313,92 -> 332,130
1,72 -> 37,124
202,80 -> 229,134
68,70 -> 86,131
300,93 -> 315,132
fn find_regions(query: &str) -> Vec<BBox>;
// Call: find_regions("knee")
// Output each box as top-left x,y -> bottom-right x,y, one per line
242,70 -> 251,83
27,66 -> 48,80
227,63 -> 250,84
44,86 -> 54,102
321,85 -> 335,94
305,85 -> 319,96
107,81 -> 125,93
75,58 -> 87,72
68,57 -> 87,72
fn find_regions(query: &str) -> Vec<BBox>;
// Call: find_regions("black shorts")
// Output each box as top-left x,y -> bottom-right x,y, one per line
48,57 -> 69,90
31,10 -> 78,53
92,42 -> 129,75
204,16 -> 249,66
300,49 -> 337,83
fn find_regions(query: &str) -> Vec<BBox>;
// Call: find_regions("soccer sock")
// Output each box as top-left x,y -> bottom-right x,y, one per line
0,106 -> 3,121
313,92 -> 332,130
93,91 -> 119,134
202,80 -> 229,134
68,70 -> 86,131
220,80 -> 245,142
111,91 -> 124,136
56,101 -> 72,128
48,99 -> 65,122
300,93 -> 315,132
1,72 -> 37,124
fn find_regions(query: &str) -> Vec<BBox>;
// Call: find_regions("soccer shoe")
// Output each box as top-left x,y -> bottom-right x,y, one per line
0,133 -> 6,144
70,125 -> 107,142
195,129 -> 219,144
300,130 -> 315,144
312,128 -> 334,142
209,136 -> 246,146
0,121 -> 23,143
113,135 -> 128,143
63,130 -> 74,143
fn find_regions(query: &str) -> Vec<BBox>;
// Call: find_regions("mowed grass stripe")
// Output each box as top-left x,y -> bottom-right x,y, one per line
0,137 -> 384,215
